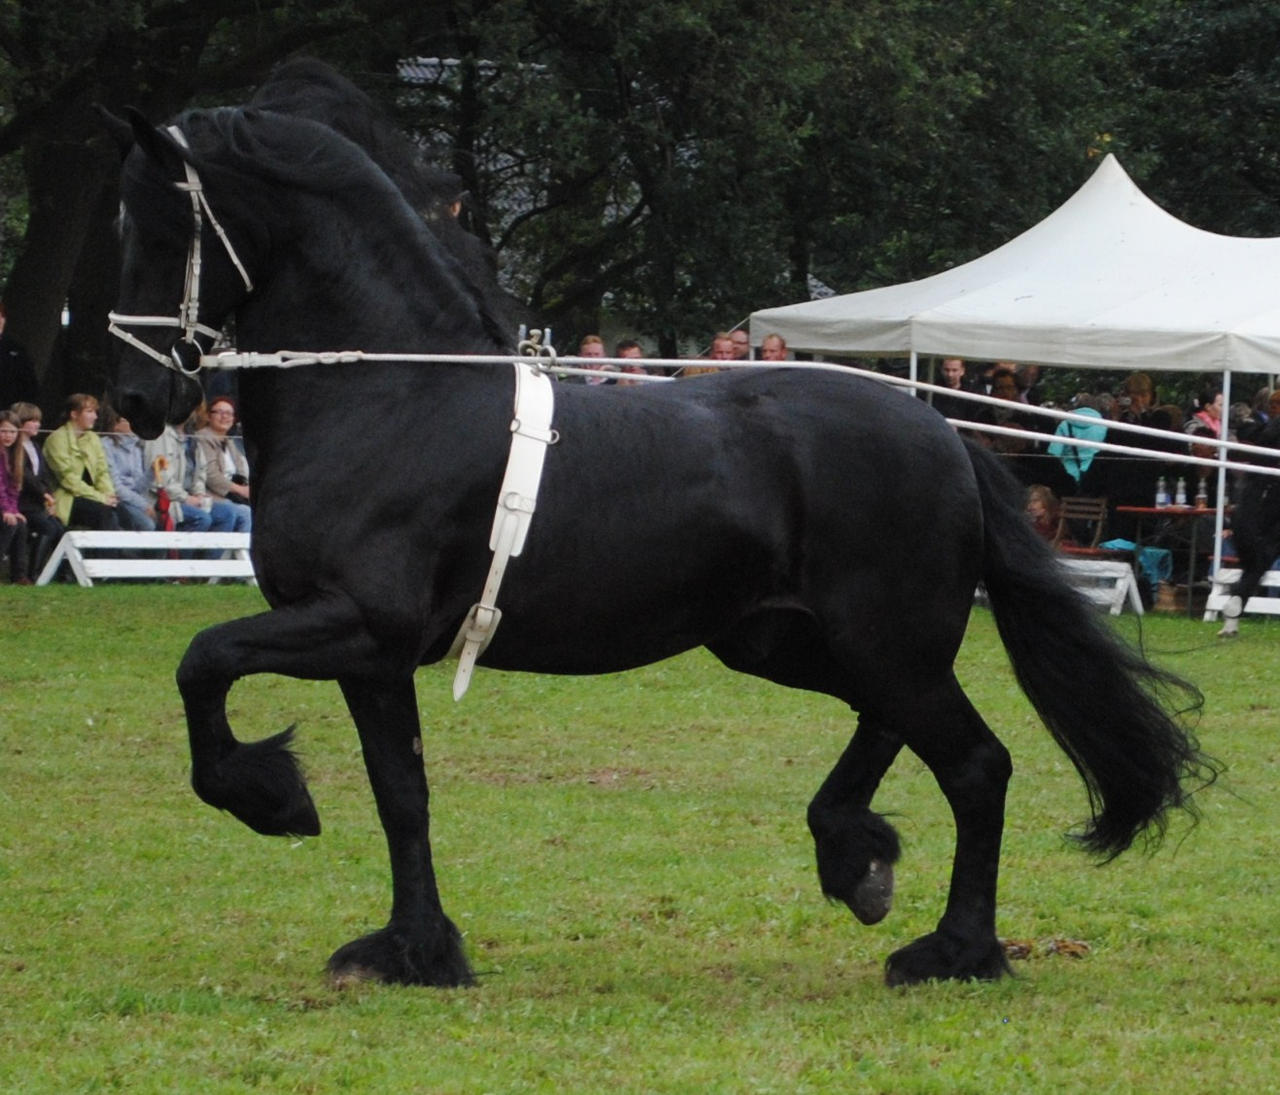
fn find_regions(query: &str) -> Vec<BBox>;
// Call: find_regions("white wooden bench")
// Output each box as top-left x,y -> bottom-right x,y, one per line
1058,557 -> 1144,616
35,531 -> 255,586
1202,567 -> 1280,623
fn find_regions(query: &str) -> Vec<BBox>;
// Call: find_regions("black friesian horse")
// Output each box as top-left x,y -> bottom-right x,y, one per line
104,74 -> 1212,989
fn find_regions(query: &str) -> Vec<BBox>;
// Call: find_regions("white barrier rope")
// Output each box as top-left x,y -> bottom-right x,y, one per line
199,348 -> 1280,479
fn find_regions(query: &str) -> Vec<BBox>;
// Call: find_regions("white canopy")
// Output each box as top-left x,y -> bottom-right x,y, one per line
750,154 -> 1280,374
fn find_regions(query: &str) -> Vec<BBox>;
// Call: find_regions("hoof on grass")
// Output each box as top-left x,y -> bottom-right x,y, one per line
884,930 -> 1011,987
327,923 -> 475,988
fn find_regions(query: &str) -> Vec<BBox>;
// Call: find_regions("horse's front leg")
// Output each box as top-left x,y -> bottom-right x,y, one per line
176,599 -> 387,837
326,676 -> 473,987
807,717 -> 904,926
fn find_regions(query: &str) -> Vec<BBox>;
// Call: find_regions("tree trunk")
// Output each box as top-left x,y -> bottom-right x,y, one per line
3,128 -> 116,400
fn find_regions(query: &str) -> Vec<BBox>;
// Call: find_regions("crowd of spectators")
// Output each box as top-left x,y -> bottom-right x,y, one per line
0,391 -> 252,585
568,328 -> 791,385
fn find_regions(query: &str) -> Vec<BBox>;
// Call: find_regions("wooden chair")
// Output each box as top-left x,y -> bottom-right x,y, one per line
1049,496 -> 1144,614
1051,496 -> 1111,552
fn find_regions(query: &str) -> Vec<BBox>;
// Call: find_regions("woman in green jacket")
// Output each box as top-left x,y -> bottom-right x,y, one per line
42,393 -> 122,531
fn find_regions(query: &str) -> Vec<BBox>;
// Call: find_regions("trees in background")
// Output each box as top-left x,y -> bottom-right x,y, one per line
1,0 -> 1278,397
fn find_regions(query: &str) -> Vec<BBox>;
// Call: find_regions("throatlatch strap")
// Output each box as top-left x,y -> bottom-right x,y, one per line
449,361 -> 557,699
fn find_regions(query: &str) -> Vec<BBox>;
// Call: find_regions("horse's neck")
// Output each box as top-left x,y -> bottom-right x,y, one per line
237,191 -> 501,357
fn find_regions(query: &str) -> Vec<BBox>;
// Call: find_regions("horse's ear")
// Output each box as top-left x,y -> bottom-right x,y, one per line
121,106 -> 189,172
95,105 -> 135,157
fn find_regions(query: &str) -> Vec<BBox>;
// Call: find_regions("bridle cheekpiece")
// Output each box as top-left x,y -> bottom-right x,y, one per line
107,125 -> 254,377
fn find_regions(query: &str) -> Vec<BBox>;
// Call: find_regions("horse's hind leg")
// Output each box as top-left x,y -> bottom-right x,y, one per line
327,676 -> 473,987
880,677 -> 1012,986
807,719 -> 904,925
177,599 -> 388,837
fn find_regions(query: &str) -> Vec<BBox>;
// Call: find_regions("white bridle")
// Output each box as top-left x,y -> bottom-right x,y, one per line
107,125 -> 254,376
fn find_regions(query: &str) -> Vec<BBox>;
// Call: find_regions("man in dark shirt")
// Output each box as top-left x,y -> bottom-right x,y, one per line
0,303 -> 41,408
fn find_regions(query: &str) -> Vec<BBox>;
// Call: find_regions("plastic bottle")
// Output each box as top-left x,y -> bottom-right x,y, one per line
1195,477 -> 1209,508
1155,476 -> 1169,507
1175,477 -> 1187,506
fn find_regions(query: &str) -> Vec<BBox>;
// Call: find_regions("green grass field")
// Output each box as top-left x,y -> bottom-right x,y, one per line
2,586 -> 1277,1093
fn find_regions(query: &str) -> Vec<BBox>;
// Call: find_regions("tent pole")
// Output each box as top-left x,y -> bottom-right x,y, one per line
910,350 -> 920,399
1212,370 -> 1231,599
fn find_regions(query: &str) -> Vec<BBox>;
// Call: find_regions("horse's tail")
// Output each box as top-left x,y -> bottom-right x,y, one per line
965,440 -> 1215,858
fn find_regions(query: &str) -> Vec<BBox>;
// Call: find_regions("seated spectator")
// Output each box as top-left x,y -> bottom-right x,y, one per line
194,396 -> 252,531
760,333 -> 789,362
0,409 -> 31,582
144,423 -> 222,533
99,405 -> 156,532
10,401 -> 64,577
42,394 -> 122,531
729,329 -> 751,360
1025,484 -> 1064,543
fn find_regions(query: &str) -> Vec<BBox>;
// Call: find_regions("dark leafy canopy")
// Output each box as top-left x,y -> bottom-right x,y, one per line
3,0 -> 1280,392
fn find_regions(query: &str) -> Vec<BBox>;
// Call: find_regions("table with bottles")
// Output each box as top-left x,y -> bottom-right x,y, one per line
1116,475 -> 1224,617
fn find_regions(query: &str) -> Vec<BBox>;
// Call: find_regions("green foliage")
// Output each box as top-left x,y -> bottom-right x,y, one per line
1122,0 -> 1280,235
2,585 -> 1278,1091
2,1 -> 1280,390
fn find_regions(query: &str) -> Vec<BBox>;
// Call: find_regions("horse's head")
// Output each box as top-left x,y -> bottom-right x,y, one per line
103,108 -> 257,438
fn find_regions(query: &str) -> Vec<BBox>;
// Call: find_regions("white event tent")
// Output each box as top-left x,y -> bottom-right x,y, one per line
749,154 -> 1280,376
750,155 -> 1280,597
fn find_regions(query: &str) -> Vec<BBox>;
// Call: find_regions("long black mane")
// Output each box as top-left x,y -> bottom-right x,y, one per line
124,102 -> 511,353
247,58 -> 515,346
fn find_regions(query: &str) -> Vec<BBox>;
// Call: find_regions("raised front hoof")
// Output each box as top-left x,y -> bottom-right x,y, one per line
327,923 -> 475,988
850,859 -> 895,925
884,930 -> 1011,987
810,808 -> 901,925
192,727 -> 321,837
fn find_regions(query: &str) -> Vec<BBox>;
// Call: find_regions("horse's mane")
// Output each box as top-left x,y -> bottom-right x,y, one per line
134,63 -> 515,349
248,58 -> 460,221
245,59 -> 515,347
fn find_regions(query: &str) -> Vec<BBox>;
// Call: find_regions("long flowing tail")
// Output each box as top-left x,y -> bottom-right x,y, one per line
966,440 -> 1216,858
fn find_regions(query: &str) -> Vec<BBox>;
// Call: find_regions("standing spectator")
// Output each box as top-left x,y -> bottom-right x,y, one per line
577,333 -> 617,386
195,396 -> 252,531
682,331 -> 734,377
760,333 -> 789,361
99,405 -> 156,532
932,356 -> 979,422
1191,386 -> 1224,436
10,401 -> 64,577
0,303 -> 40,409
1015,363 -> 1043,405
0,409 -> 31,582
42,394 -> 122,531
614,339 -> 647,386
1118,372 -> 1156,426
983,367 -> 1042,455
729,329 -> 751,360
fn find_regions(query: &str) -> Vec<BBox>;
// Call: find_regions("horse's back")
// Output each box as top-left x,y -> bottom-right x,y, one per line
485,369 -> 984,674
